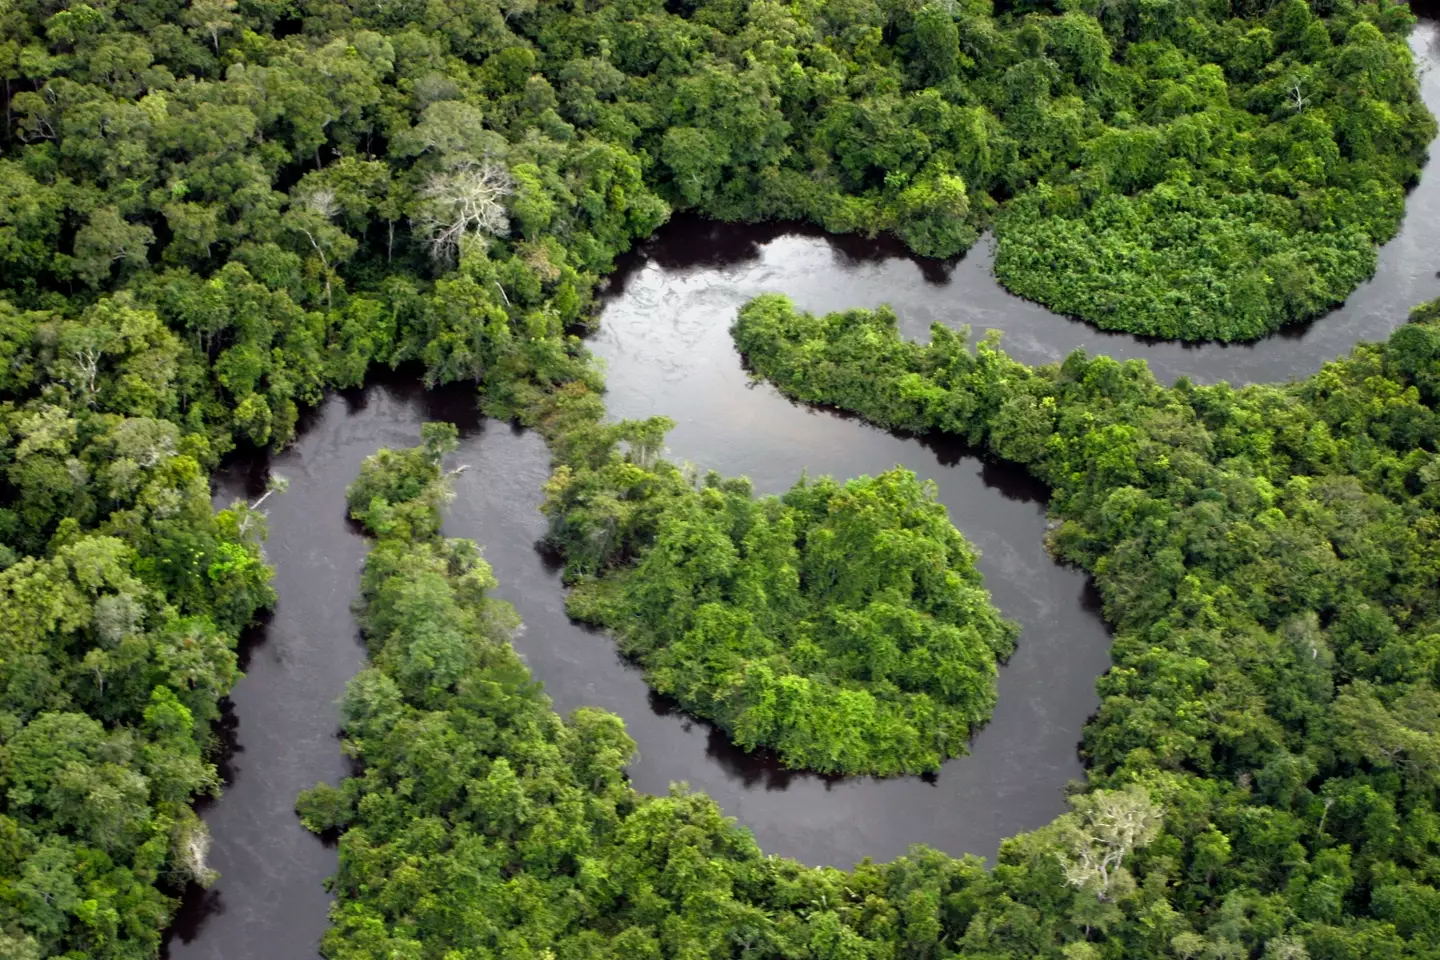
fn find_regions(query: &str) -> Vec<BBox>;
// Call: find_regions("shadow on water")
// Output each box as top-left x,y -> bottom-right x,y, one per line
208,698 -> 244,787
167,18 -> 1440,960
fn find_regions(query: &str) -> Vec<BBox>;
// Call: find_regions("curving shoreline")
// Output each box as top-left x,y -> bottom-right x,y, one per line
597,20 -> 1440,389
164,17 -> 1440,960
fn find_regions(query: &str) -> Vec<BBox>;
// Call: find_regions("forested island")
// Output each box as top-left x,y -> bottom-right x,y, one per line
553,456 -> 1019,775
1,0 -> 1440,958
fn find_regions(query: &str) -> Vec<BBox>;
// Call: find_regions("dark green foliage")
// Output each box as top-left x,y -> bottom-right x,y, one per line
0,0 -> 1438,956
299,436 -> 1157,960
0,309 -> 275,956
0,1 -> 1428,379
551,459 -> 1017,775
733,291 -> 1440,958
344,422 -> 459,540
993,9 -> 1435,340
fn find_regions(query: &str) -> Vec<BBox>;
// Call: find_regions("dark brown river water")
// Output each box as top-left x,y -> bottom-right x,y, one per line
166,20 -> 1440,960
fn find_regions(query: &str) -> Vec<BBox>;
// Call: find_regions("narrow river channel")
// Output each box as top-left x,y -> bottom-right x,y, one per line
166,18 -> 1440,960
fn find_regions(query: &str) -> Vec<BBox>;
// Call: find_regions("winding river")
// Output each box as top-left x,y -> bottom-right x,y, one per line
166,18 -> 1440,960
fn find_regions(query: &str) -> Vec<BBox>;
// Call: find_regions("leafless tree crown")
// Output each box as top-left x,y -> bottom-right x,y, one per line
1056,785 -> 1164,902
415,159 -> 515,264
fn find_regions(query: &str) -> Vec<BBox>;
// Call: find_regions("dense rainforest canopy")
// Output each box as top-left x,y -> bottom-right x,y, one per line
0,0 -> 1430,361
551,459 -> 1018,775
0,0 -> 1438,957
298,435 -> 1161,960
296,282 -> 1440,959
731,293 -> 1440,960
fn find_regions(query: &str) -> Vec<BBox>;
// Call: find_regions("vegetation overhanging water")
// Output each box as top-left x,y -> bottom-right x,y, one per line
0,2 -> 1437,959
169,16 -> 1440,952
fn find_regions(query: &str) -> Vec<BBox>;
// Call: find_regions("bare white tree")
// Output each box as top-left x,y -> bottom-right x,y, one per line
414,159 -> 514,264
288,188 -> 347,307
1290,80 -> 1311,113
236,473 -> 290,539
69,341 -> 104,398
56,323 -> 117,402
303,187 -> 341,221
1265,936 -> 1312,960
173,813 -> 220,888
503,0 -> 537,21
184,0 -> 241,54
1055,785 -> 1164,903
